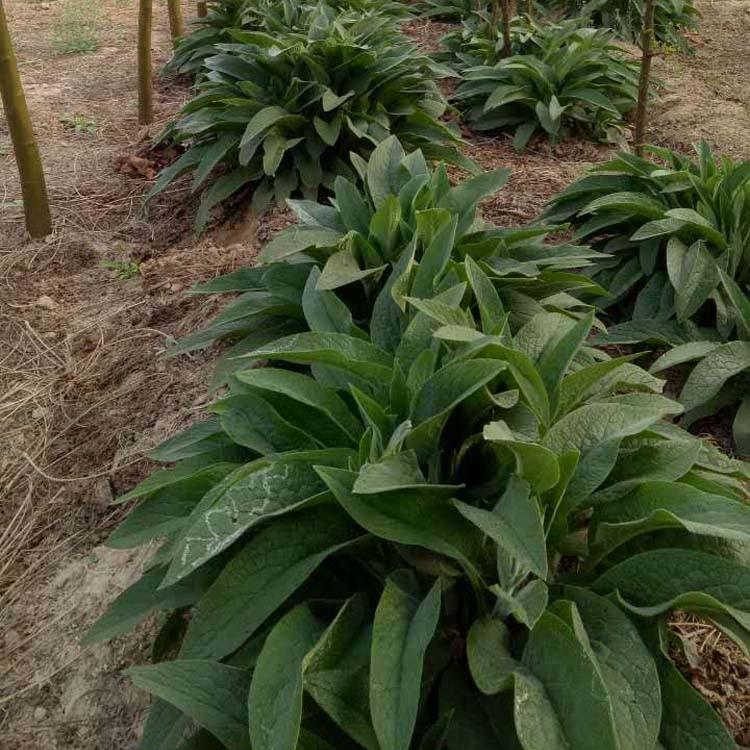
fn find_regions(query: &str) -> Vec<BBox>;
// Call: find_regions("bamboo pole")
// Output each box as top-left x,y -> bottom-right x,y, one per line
634,0 -> 656,156
0,0 -> 51,238
138,0 -> 153,125
197,1 -> 208,17
166,0 -> 185,41
499,0 -> 512,58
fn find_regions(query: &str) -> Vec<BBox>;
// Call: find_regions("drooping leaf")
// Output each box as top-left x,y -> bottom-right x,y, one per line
249,605 -> 324,750
180,506 -> 363,660
127,660 -> 251,750
371,575 -> 442,750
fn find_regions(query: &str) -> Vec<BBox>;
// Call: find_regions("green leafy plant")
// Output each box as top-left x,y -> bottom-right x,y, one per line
434,11 -> 537,70
172,137 -> 604,388
89,300 -> 750,750
545,143 -> 750,453
417,0 -> 489,21
453,18 -> 639,149
60,113 -> 97,135
168,0 -> 411,77
101,258 -> 141,280
150,24 -> 469,230
545,0 -> 699,49
649,340 -> 750,456
545,143 -> 750,341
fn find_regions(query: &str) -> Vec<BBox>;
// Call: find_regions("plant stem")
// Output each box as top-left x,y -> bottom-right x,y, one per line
0,0 -> 51,238
138,0 -> 153,125
166,0 -> 185,41
634,0 -> 656,156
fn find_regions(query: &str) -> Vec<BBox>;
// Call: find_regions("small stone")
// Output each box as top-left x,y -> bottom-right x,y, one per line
34,295 -> 56,310
92,477 -> 113,507
5,629 -> 22,650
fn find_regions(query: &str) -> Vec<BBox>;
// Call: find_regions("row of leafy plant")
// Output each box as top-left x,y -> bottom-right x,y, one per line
151,0 -> 663,230
422,0 -> 699,49
152,0 -> 750,455
91,137 -> 750,750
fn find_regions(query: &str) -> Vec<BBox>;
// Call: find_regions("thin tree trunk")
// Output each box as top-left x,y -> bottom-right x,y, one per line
634,0 -> 656,156
0,0 -> 51,238
499,0 -> 512,58
197,1 -> 208,17
526,0 -> 533,18
167,0 -> 185,41
138,0 -> 153,125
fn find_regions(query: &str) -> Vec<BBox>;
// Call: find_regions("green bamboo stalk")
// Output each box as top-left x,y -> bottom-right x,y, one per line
167,0 -> 185,41
0,0 -> 51,238
634,0 -> 656,156
138,0 -> 153,125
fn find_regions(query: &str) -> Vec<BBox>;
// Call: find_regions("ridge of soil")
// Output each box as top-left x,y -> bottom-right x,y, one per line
2,1 -> 749,747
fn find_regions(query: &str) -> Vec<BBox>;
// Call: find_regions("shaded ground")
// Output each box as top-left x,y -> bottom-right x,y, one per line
1,1 -> 749,748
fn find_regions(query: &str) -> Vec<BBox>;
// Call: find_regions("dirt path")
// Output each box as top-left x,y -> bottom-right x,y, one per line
1,1 -> 749,748
651,0 -> 750,160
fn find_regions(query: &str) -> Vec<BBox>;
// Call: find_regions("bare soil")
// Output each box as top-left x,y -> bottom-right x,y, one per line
1,1 -> 749,748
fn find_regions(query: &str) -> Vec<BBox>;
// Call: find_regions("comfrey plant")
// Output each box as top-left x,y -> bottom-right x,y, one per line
546,143 -> 750,453
544,0 -> 700,49
168,0 -> 411,76
151,23 -> 467,229
453,17 -> 638,150
89,298 -> 750,750
171,137 -> 604,388
545,143 -> 750,341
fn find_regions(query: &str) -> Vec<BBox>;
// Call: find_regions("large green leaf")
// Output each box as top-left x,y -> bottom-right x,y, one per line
303,595 -> 379,749
593,548 -> 750,631
213,394 -> 317,454
127,660 -> 251,750
590,480 -> 750,562
454,475 -> 547,579
107,464 -> 236,549
163,456 -> 335,587
367,137 -> 407,208
542,395 -> 683,454
371,575 -> 442,750
236,367 -> 363,443
249,605 -> 324,750
318,467 -> 481,572
519,611 -> 618,750
657,652 -> 735,750
84,563 -> 219,644
410,359 -> 505,427
180,506 -> 363,660
466,617 -> 515,695
679,341 -> 750,412
245,332 -> 394,382
556,588 -> 661,750
482,421 -> 560,493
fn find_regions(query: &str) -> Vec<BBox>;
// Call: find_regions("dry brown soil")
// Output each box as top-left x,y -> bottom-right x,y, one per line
1,1 -> 749,748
